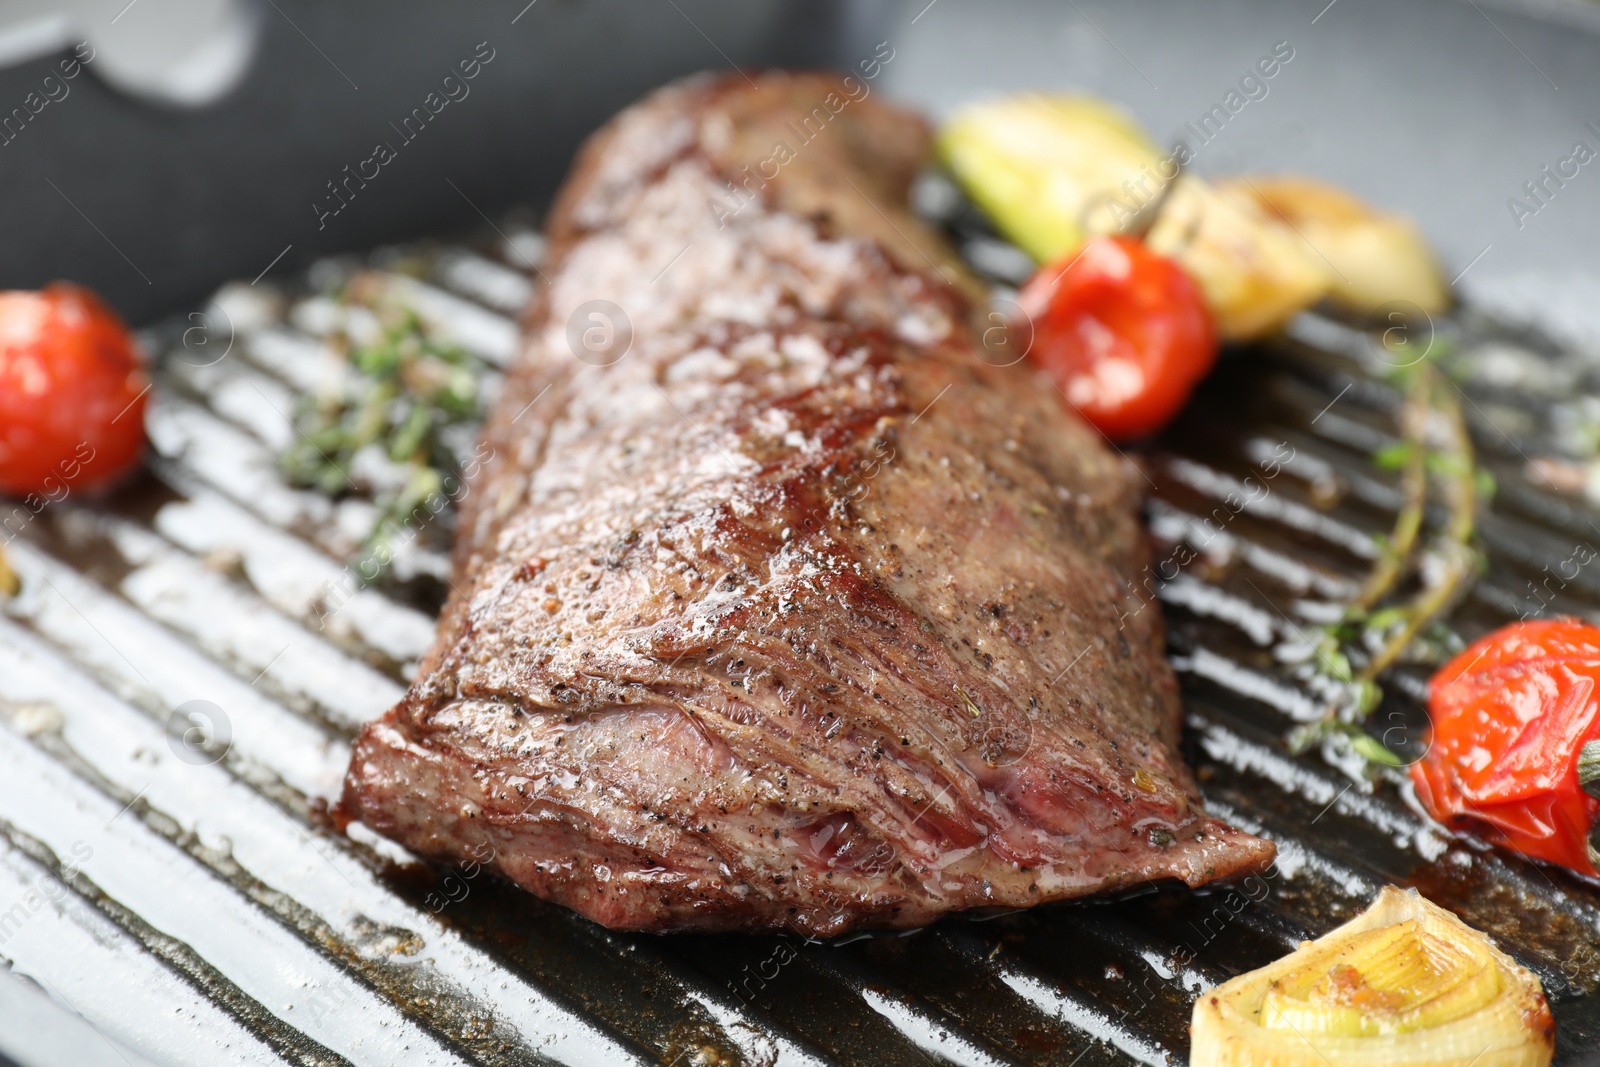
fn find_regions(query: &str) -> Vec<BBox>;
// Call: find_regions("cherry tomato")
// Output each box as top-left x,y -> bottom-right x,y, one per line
1413,618 -> 1600,876
1017,235 -> 1217,441
0,283 -> 148,497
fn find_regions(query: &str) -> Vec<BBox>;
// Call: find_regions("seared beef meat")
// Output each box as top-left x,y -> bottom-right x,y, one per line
342,72 -> 1275,936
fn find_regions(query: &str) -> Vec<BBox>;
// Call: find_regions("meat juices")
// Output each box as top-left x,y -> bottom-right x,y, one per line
342,72 -> 1276,936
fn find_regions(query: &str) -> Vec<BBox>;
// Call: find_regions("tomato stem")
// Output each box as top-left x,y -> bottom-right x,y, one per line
1578,741 -> 1600,800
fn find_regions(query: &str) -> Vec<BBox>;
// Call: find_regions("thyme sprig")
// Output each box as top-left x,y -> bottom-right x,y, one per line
281,274 -> 482,579
1288,347 -> 1487,773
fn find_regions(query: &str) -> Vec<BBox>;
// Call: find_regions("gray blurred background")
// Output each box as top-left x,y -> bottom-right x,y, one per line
0,0 -> 1595,338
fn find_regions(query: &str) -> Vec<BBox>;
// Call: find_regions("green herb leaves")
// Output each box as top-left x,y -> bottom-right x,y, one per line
1290,344 -> 1487,776
281,274 -> 485,581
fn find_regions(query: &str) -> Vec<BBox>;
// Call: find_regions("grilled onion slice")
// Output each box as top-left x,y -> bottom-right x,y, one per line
1191,886 -> 1553,1067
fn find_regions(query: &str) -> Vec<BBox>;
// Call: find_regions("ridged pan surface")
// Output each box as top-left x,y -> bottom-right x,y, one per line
2,201 -> 1599,1066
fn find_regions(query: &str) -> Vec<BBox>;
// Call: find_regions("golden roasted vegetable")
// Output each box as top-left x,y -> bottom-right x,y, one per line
937,93 -> 1332,340
1191,886 -> 1553,1067
1227,175 -> 1450,317
1145,177 -> 1329,342
937,94 -> 1161,262
938,95 -> 1453,340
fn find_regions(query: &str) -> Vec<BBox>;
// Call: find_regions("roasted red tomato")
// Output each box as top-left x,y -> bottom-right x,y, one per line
1413,618 -> 1600,876
0,283 -> 148,497
1017,235 -> 1217,441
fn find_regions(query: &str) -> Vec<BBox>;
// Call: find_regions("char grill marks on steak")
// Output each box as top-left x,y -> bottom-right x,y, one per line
342,71 -> 1275,936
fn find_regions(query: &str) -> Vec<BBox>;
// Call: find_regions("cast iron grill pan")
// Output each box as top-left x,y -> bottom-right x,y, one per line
2,201 -> 1598,1066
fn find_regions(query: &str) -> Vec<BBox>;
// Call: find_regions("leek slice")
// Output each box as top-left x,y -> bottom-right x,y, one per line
1191,886 -> 1553,1067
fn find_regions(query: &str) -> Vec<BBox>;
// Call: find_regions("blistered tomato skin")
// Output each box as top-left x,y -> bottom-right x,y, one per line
1016,235 -> 1217,441
1414,618 -> 1600,876
0,284 -> 148,497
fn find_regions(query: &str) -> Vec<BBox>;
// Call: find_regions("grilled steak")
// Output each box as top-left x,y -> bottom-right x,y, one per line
342,71 -> 1276,936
